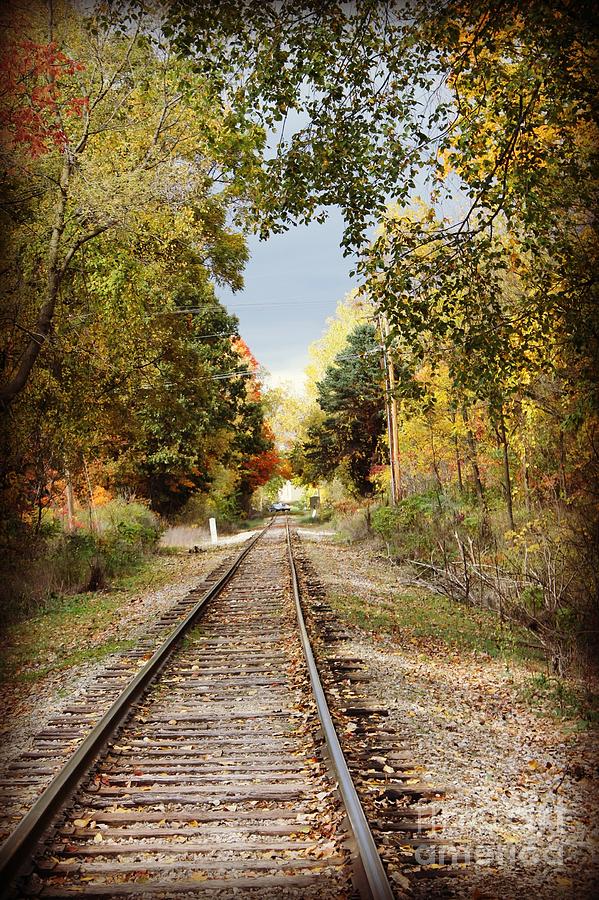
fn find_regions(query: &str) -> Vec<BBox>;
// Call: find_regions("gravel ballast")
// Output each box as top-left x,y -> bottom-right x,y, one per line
302,534 -> 599,899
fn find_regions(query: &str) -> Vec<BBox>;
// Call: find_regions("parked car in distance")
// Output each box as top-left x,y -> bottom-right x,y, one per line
269,501 -> 291,512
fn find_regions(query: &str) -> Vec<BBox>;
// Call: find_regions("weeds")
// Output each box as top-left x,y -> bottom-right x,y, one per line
365,495 -> 596,677
0,499 -> 162,623
519,673 -> 599,726
296,508 -> 334,527
329,588 -> 544,667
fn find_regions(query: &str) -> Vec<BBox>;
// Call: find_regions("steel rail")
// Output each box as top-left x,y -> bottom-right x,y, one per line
285,518 -> 395,900
0,522 -> 271,896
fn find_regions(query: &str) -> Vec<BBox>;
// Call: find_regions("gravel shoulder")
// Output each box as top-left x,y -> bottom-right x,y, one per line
302,535 -> 599,899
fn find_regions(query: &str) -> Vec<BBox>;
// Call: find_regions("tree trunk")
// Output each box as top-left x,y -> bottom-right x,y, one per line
34,479 -> 44,534
429,420 -> 444,507
461,405 -> 486,507
498,408 -> 515,531
381,354 -> 397,506
522,445 -> 531,515
452,410 -> 464,493
83,456 -> 98,533
558,430 -> 567,500
65,469 -> 75,532
455,437 -> 464,493
379,314 -> 401,505
0,157 -> 71,407
388,371 -> 402,501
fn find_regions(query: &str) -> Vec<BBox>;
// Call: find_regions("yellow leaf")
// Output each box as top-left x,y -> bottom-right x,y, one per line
499,831 -> 519,844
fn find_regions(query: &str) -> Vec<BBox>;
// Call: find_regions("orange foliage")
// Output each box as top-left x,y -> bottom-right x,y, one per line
231,336 -> 259,370
277,458 -> 293,481
0,26 -> 87,158
242,424 -> 283,492
90,485 -> 113,507
244,447 -> 282,492
231,337 -> 262,400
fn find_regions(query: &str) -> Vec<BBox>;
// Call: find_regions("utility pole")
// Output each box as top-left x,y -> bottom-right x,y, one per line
378,314 -> 402,505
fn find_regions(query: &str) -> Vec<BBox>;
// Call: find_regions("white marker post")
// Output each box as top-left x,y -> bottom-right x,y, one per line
209,517 -> 218,545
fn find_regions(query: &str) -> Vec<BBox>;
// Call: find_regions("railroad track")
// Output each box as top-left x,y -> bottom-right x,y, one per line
0,552 -> 246,839
0,518 -> 446,899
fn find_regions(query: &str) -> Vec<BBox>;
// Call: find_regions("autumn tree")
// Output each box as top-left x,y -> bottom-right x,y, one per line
225,339 -> 282,512
0,0 -> 263,407
300,325 -> 386,496
0,0 -> 271,530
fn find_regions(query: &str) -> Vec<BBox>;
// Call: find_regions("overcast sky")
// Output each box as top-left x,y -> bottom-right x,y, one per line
216,207 -> 358,394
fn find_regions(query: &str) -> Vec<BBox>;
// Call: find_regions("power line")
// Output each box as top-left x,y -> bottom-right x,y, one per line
162,298 -> 370,315
193,331 -> 238,339
334,346 -> 383,362
211,368 -> 263,381
207,347 -> 383,384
